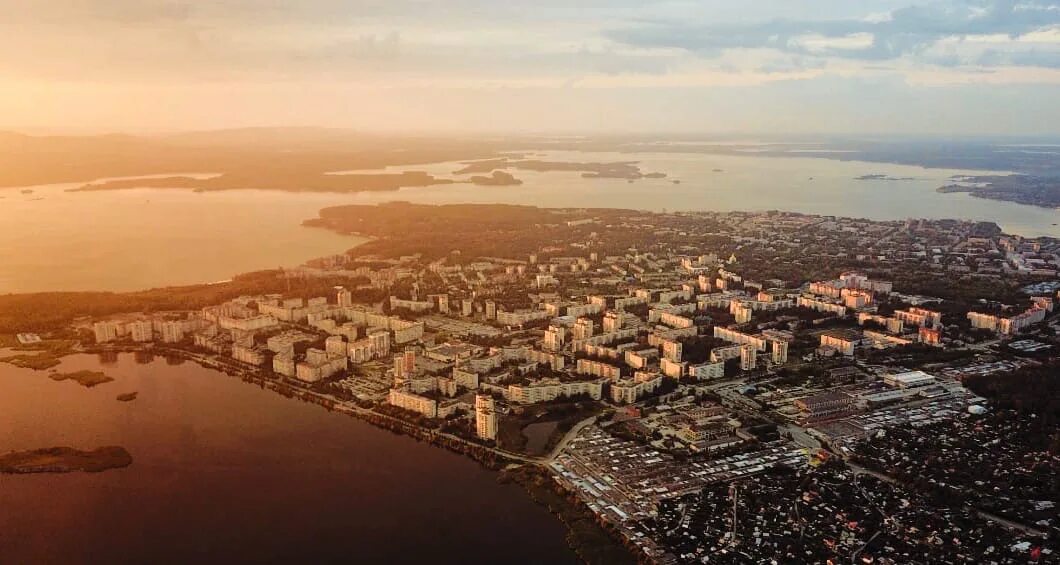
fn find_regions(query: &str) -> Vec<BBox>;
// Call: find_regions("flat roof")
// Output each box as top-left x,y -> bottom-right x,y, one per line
888,370 -> 936,383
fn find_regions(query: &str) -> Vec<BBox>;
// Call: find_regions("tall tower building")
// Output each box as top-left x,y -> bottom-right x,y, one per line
770,340 -> 788,365
740,344 -> 757,371
336,286 -> 353,307
475,394 -> 498,441
734,304 -> 752,324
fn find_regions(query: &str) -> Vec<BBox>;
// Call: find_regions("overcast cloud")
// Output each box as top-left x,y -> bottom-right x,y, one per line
0,0 -> 1057,134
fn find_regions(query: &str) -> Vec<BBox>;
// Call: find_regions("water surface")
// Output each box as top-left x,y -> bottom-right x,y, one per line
4,150 -> 1057,296
0,353 -> 577,564
0,181 -> 364,293
330,150 -> 1060,238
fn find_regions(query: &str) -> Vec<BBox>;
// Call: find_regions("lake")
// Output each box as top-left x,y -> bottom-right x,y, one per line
2,150 -> 1057,296
0,352 -> 578,564
330,150 -> 1060,238
0,180 -> 365,294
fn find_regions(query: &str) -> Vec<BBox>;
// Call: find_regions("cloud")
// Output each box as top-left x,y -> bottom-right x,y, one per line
605,0 -> 1060,66
0,0 -> 1056,89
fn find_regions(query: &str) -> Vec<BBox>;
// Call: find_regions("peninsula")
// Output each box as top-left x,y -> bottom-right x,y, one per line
937,174 -> 1060,209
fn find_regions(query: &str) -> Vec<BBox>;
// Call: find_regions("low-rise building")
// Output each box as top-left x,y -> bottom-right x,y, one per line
795,391 -> 855,421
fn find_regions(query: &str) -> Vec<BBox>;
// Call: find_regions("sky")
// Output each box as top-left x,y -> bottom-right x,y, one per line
2,0 -> 1059,136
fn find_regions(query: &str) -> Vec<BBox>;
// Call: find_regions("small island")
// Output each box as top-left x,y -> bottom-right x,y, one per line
468,170 -> 523,186
455,157 -> 666,180
49,370 -> 114,388
0,446 -> 132,474
116,392 -> 138,402
856,174 -> 915,181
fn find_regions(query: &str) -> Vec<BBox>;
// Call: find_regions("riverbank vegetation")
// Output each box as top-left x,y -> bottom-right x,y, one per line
500,465 -> 637,565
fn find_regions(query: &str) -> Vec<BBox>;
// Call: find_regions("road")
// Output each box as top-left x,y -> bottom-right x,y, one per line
782,423 -> 822,449
543,415 -> 597,462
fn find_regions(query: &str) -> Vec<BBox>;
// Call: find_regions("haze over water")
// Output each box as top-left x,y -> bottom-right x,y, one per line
2,150 -> 1057,295
338,150 -> 1060,238
0,182 -> 364,294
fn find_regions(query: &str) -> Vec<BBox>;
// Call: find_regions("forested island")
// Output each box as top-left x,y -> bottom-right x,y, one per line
49,370 -> 114,387
454,157 -> 665,180
468,170 -> 523,186
856,174 -> 915,181
0,447 -> 132,474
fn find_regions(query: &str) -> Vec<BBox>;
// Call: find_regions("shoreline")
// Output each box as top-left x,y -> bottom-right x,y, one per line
0,233 -> 372,298
74,343 -> 631,563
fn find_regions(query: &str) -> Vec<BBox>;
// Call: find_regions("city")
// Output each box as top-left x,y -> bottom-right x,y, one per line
39,204 -> 1058,563
2,1 -> 1059,562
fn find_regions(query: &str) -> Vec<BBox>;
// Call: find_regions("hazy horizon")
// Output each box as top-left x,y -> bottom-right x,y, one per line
3,126 -> 1060,142
2,0 -> 1058,136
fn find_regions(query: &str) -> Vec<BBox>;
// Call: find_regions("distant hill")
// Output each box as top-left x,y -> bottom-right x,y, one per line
0,128 -> 498,189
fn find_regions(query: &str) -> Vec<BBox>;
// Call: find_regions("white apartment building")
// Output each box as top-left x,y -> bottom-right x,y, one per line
611,372 -> 663,404
388,388 -> 438,418
576,359 -> 622,380
219,314 -> 278,332
273,354 -> 296,377
507,378 -> 603,404
894,307 -> 942,328
713,326 -> 768,351
819,330 -> 862,356
572,318 -> 595,341
661,339 -> 683,363
733,304 -> 752,324
475,394 -> 498,440
797,296 -> 848,317
688,361 -> 725,381
389,296 -> 434,313
770,340 -> 789,365
740,344 -> 757,371
232,344 -> 266,366
160,321 -> 186,343
660,357 -> 685,378
544,325 -> 567,352
92,320 -> 123,344
496,309 -> 551,327
127,320 -> 153,343
602,311 -> 625,333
